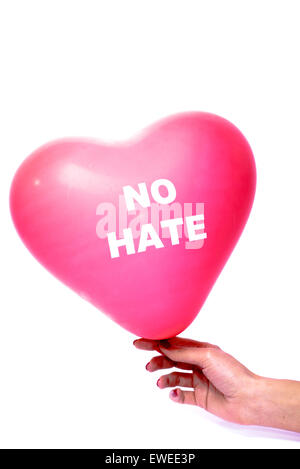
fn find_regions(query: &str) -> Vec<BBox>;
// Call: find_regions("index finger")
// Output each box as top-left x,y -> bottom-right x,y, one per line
133,337 -> 219,352
133,338 -> 161,351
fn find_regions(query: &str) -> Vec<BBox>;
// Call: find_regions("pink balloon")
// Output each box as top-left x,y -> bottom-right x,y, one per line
10,113 -> 256,339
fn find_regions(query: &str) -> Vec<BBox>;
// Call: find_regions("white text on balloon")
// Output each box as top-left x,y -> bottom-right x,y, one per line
100,179 -> 207,258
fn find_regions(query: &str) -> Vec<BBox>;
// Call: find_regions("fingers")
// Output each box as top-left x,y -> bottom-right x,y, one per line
135,338 -> 227,412
159,345 -> 210,369
134,337 -> 219,372
133,339 -> 160,352
146,355 -> 174,372
161,337 -> 219,350
133,337 -> 218,352
157,372 -> 194,389
159,339 -> 217,369
145,355 -> 194,372
169,388 -> 196,406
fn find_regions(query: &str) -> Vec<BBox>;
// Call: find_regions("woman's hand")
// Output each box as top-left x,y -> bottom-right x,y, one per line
134,337 -> 300,432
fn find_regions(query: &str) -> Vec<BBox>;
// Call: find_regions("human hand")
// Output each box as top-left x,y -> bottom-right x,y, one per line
134,337 -> 300,432
134,337 -> 259,425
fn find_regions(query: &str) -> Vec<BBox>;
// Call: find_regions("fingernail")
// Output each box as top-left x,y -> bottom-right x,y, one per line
170,389 -> 179,400
133,339 -> 138,346
157,378 -> 162,388
145,362 -> 151,371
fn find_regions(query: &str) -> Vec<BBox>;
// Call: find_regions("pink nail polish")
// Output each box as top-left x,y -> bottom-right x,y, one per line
157,378 -> 161,388
145,362 -> 150,371
170,389 -> 178,400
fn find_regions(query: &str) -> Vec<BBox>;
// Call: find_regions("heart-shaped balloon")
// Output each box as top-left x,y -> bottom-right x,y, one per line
10,113 -> 256,339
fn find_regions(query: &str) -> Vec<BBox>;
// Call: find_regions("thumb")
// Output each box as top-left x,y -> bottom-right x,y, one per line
159,339 -> 213,369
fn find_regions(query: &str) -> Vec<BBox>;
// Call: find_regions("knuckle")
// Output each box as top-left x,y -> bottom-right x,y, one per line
204,348 -> 217,361
174,373 -> 181,386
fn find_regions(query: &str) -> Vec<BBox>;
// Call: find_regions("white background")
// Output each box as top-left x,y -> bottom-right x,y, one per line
1,0 -> 300,449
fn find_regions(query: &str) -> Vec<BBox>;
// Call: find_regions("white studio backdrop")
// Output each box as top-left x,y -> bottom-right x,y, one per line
1,0 -> 300,449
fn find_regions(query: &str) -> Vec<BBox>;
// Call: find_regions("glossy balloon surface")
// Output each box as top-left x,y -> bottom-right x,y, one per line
10,113 -> 256,339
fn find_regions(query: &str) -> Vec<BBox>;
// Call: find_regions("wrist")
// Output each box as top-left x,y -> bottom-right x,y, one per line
245,375 -> 300,432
